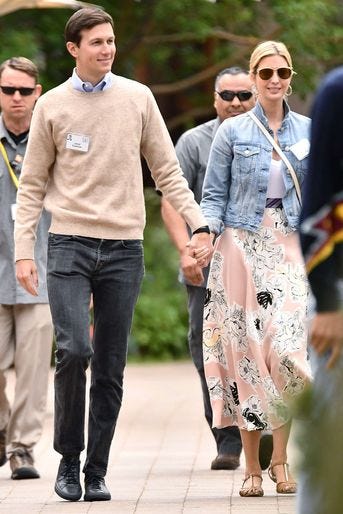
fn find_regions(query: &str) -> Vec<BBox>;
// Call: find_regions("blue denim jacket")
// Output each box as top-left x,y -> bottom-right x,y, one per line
201,101 -> 311,234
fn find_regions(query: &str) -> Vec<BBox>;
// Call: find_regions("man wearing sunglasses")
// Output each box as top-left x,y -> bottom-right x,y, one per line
0,57 -> 53,480
161,67 -> 272,471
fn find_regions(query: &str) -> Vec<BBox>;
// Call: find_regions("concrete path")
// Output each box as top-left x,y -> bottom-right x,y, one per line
0,361 -> 298,513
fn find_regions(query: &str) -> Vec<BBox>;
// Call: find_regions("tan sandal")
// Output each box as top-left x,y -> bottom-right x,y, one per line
239,474 -> 264,497
268,462 -> 297,494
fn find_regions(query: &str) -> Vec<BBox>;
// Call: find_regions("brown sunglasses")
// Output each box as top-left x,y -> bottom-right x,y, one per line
256,67 -> 294,80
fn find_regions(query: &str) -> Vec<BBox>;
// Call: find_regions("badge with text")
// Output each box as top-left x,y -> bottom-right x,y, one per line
65,133 -> 90,153
11,203 -> 17,221
289,138 -> 310,161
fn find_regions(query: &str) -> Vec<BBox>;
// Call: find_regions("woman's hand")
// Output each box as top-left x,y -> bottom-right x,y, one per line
187,232 -> 213,268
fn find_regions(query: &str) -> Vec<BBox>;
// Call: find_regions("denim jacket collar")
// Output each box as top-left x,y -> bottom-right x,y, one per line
253,100 -> 291,130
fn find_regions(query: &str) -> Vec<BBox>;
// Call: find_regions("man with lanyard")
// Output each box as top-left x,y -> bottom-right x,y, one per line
0,57 -> 53,480
161,67 -> 273,471
14,8 -> 212,502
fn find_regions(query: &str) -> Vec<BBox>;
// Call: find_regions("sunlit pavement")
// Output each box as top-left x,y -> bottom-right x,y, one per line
0,361 -> 298,513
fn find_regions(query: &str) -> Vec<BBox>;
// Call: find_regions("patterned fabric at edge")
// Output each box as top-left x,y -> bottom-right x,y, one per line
203,208 -> 311,431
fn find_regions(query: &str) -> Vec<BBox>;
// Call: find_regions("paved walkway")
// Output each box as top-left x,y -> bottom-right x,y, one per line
0,362 -> 298,513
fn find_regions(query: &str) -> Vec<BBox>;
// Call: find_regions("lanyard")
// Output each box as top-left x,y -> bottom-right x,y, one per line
0,140 -> 19,189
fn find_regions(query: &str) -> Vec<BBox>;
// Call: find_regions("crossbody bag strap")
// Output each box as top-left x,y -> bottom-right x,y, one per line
247,111 -> 302,205
0,140 -> 19,189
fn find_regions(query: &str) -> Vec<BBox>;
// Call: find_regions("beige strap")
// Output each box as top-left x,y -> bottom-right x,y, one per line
247,111 -> 302,205
0,141 -> 19,189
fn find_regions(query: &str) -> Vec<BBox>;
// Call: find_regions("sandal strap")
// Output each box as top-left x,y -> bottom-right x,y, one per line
242,473 -> 262,485
277,480 -> 296,486
270,461 -> 289,467
270,462 -> 289,480
240,474 -> 264,497
276,480 -> 297,494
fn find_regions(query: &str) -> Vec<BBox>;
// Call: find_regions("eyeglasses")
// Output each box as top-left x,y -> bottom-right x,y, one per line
0,86 -> 35,96
256,67 -> 293,80
215,90 -> 253,102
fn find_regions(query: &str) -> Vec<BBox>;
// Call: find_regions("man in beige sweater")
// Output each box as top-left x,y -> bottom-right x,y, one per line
14,8 -> 212,503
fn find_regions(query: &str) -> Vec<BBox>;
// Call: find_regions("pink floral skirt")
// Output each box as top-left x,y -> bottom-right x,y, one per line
203,208 -> 311,431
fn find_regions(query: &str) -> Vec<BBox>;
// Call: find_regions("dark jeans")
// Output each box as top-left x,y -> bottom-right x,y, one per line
47,234 -> 144,477
186,285 -> 242,456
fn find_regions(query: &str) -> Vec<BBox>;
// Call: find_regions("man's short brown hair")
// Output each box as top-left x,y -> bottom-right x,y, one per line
0,57 -> 38,82
64,8 -> 114,47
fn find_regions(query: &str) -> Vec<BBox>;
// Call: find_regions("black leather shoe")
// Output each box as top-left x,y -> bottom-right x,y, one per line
211,454 -> 240,470
259,432 -> 273,471
84,476 -> 111,501
54,456 -> 82,501
10,448 -> 40,479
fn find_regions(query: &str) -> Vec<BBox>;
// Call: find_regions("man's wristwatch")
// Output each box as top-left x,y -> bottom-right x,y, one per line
192,225 -> 210,235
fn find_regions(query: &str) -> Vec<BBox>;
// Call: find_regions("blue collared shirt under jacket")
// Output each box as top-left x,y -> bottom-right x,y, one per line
201,101 -> 311,234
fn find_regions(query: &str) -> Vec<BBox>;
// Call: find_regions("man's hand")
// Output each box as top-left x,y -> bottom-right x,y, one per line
180,252 -> 204,286
16,259 -> 39,296
187,232 -> 213,268
310,311 -> 343,369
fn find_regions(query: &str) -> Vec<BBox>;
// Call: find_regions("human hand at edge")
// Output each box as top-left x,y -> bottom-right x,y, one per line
180,253 -> 204,286
310,311 -> 343,369
16,259 -> 39,296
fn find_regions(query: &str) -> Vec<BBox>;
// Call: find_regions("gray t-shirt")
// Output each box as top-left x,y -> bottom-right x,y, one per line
175,117 -> 221,287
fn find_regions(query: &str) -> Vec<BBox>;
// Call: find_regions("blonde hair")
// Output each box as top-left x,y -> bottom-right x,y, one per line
249,41 -> 293,74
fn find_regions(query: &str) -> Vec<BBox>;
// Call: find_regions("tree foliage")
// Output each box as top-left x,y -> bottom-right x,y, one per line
0,0 -> 342,134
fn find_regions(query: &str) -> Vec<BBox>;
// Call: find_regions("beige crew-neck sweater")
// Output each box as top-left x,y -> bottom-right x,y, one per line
14,75 -> 206,260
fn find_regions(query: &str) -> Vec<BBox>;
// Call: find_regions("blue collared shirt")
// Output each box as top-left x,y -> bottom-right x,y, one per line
201,101 -> 311,234
71,68 -> 113,92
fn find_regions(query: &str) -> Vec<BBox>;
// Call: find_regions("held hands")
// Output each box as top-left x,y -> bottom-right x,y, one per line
180,252 -> 204,286
310,311 -> 343,369
187,232 -> 214,269
15,259 -> 39,296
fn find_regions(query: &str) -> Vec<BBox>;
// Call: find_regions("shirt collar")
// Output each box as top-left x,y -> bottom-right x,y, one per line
71,68 -> 113,93
253,100 -> 290,128
0,116 -> 27,148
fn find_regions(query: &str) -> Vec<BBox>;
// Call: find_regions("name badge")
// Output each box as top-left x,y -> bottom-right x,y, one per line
289,138 -> 310,160
66,133 -> 90,152
11,203 -> 17,221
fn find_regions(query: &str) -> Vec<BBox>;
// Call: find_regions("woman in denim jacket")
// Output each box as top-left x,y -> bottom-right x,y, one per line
200,41 -> 311,497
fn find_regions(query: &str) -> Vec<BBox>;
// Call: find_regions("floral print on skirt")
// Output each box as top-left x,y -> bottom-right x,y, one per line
203,208 -> 311,431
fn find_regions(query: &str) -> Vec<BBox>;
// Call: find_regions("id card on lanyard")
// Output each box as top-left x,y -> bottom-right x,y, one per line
0,141 -> 19,220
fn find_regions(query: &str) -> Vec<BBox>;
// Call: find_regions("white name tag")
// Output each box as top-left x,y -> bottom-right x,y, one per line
66,133 -> 90,152
289,138 -> 310,160
11,203 -> 17,221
